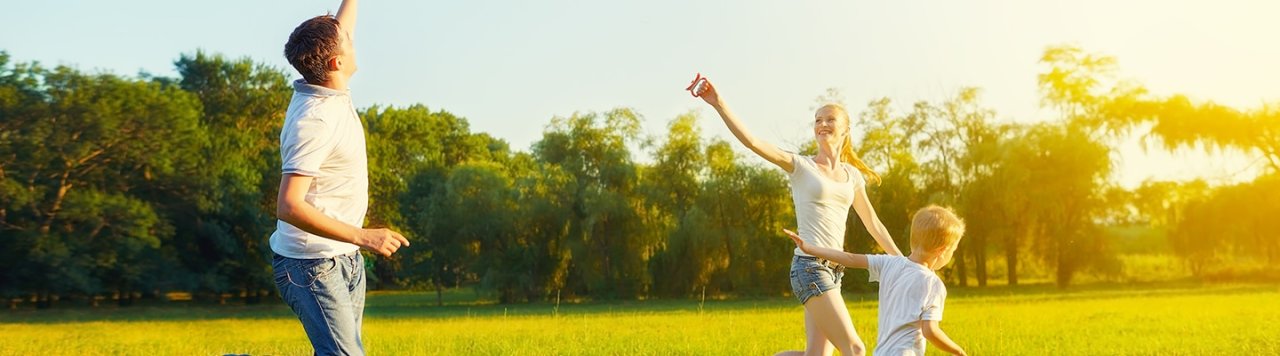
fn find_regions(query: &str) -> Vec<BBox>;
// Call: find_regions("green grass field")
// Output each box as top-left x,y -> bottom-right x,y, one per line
2,282 -> 1277,355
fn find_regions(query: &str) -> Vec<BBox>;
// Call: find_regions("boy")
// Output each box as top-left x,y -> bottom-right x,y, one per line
785,205 -> 967,356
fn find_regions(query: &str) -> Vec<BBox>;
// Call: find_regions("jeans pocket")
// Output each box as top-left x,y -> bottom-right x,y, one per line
272,255 -> 295,286
282,257 -> 338,288
306,257 -> 339,280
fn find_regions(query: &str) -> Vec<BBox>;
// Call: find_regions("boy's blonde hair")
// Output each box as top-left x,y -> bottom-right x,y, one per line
909,205 -> 966,251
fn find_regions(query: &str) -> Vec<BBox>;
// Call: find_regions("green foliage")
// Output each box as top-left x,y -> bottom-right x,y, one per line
0,51 -> 203,302
1143,96 -> 1280,172
532,108 -> 650,299
646,118 -> 795,297
167,51 -> 290,300
1,42 -> 1275,306
1173,174 -> 1280,276
363,104 -> 502,291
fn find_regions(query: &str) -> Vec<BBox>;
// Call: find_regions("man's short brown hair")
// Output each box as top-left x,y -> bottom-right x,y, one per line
284,15 -> 341,85
909,205 -> 966,251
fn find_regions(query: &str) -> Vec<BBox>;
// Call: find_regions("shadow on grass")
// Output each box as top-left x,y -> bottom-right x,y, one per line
943,279 -> 1278,303
3,280 -> 1275,325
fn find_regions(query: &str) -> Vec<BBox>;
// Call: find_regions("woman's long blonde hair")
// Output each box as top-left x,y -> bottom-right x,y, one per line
819,104 -> 882,185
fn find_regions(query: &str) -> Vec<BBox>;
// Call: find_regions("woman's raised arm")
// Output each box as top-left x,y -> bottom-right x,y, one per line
691,77 -> 795,172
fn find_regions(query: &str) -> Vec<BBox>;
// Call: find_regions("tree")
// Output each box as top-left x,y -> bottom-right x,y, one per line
1139,96 -> 1278,173
1033,45 -> 1136,287
502,154 -> 575,302
911,88 -> 1002,286
850,98 -> 919,259
1172,174 -> 1280,276
532,108 -> 649,298
1021,124 -> 1112,287
365,104 -> 500,290
367,104 -> 510,304
169,51 -> 290,303
642,113 -> 710,296
0,54 -> 203,305
439,162 -> 516,301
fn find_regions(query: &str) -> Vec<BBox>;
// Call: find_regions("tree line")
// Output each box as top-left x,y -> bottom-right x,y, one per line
0,45 -> 1275,308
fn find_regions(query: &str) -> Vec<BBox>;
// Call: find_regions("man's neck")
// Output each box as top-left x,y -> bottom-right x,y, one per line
316,75 -> 349,92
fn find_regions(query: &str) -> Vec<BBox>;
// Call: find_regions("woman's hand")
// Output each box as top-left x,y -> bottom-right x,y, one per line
686,74 -> 794,173
687,76 -> 722,107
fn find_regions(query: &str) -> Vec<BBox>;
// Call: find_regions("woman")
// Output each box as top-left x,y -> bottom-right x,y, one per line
689,77 -> 903,356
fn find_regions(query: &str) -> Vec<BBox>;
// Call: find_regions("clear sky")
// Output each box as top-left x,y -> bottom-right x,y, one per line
3,0 -> 1276,187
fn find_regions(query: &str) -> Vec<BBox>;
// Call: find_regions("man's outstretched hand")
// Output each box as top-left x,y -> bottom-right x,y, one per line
357,228 -> 409,257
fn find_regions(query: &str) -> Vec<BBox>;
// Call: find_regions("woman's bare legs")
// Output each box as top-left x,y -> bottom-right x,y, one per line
775,290 -> 865,356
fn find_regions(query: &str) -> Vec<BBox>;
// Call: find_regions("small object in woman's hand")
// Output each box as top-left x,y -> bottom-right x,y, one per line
687,73 -> 708,97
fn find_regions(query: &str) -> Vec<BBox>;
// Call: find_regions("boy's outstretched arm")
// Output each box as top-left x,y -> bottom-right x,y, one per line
921,320 -> 966,356
783,229 -> 868,268
336,0 -> 358,39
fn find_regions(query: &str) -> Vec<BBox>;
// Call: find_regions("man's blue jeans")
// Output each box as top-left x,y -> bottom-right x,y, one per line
273,251 -> 366,356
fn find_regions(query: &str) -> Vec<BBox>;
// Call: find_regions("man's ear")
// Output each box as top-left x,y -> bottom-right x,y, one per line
327,56 -> 341,72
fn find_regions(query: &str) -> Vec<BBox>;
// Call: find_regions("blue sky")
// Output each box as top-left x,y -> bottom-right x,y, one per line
3,0 -> 1276,187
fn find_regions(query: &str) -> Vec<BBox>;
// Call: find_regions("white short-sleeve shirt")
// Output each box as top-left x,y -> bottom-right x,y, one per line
866,254 -> 947,356
789,153 -> 862,256
269,79 -> 367,259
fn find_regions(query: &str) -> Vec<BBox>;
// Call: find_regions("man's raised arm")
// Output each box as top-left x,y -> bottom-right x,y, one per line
335,0 -> 358,40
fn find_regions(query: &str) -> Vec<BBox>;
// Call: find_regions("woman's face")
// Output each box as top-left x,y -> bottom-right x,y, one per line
813,106 -> 847,146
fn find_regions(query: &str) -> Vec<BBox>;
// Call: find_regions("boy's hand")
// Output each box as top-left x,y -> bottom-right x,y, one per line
784,228 -> 869,268
783,229 -> 808,253
922,320 -> 966,356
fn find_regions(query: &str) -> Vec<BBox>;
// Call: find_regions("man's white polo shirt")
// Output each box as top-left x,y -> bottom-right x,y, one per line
270,79 -> 367,259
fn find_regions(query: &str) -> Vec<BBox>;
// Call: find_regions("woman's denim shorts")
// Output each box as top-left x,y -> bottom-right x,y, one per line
789,255 -> 845,304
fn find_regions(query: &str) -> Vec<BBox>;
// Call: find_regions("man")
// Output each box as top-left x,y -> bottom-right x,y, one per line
273,0 -> 409,354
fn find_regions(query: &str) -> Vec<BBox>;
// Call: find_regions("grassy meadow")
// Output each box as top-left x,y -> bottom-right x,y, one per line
2,282 -> 1278,355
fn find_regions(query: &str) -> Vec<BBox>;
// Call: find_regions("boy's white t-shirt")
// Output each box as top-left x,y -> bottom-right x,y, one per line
866,254 -> 947,356
269,80 -> 367,259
